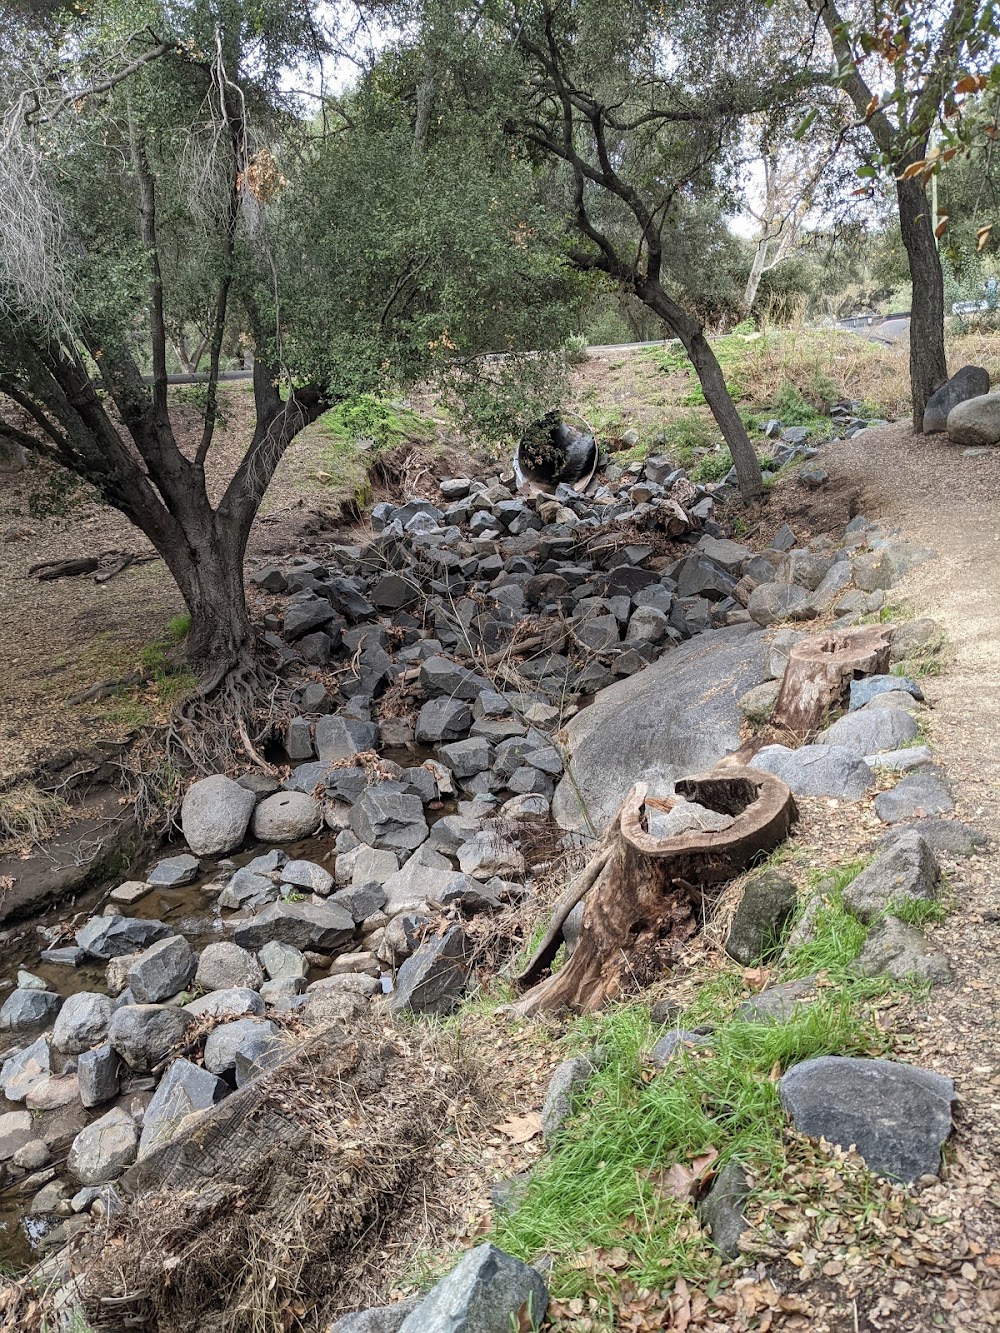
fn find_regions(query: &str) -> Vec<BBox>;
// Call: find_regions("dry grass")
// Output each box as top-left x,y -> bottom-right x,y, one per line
0,781 -> 71,851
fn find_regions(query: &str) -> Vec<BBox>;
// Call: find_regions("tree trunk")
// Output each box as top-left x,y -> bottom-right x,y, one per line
744,236 -> 770,310
169,523 -> 256,691
513,769 -> 796,1015
641,280 -> 763,499
897,174 -> 948,432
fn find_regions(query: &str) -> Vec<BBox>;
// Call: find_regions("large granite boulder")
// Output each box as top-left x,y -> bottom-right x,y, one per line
552,624 -> 765,833
923,365 -> 990,433
67,1107 -> 139,1184
138,1058 -> 227,1159
396,1242 -> 548,1333
180,775 -> 256,857
946,390 -> 1000,445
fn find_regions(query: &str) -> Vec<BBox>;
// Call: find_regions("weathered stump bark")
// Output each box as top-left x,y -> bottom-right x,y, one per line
512,767 -> 796,1015
769,626 -> 892,741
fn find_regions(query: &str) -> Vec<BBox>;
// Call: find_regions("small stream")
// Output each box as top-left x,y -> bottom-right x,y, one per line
0,744 -> 458,1268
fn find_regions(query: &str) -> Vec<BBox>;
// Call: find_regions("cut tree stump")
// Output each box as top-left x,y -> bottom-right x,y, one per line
511,767 -> 796,1016
769,626 -> 892,741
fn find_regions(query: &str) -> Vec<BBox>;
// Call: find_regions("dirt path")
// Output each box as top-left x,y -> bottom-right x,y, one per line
792,422 -> 1000,1331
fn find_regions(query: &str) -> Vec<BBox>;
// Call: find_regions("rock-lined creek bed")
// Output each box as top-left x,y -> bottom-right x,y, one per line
0,420 -> 974,1322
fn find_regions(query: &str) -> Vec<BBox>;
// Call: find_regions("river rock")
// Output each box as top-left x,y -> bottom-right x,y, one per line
252,791 -> 322,842
1,1036 -> 51,1102
147,853 -> 200,888
923,365 -> 990,433
231,899 -> 355,952
195,941 -> 264,992
78,1044 -> 121,1108
818,706 -> 920,756
138,1057 -> 228,1159
418,656 -> 491,700
0,1110 -> 34,1161
849,674 -> 924,710
76,915 -> 171,961
747,583 -> 815,627
842,830 -> 939,922
68,1107 -> 139,1184
259,940 -> 308,981
233,1027 -> 288,1087
387,926 -> 469,1015
397,1242 -> 548,1333
108,1004 -> 195,1072
127,935 -> 196,1003
874,770 -> 954,823
726,872 -> 798,965
0,988 -> 61,1033
315,715 -> 379,763
329,1300 -> 422,1332
51,991 -> 113,1055
350,784 -> 428,852
750,743 -> 873,801
541,1056 -> 596,1143
946,390 -> 1000,445
184,987 -> 265,1019
180,774 -> 256,857
553,624 -> 765,833
204,1018 -> 281,1078
698,1161 -> 750,1257
856,916 -> 953,985
779,1056 -> 953,1182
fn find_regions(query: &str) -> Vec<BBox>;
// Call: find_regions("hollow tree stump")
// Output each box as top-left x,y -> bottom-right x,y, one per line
769,626 -> 892,741
512,767 -> 796,1016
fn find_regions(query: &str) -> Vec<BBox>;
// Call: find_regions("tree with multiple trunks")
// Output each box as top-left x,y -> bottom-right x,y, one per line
0,0 -> 574,766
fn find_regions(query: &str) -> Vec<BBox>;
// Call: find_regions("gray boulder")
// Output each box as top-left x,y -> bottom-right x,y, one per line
195,941 -> 264,992
779,1056 -> 953,1182
67,1107 -> 139,1185
396,1242 -> 548,1333
849,674 -> 923,710
885,817 -> 986,858
259,940 -> 308,981
252,791 -> 322,841
0,988 -> 61,1032
946,390 -> 1000,445
282,859 -> 334,895
842,830 -> 939,922
747,583 -> 815,627
315,715 -> 379,763
127,935 -> 196,1003
204,1018 -> 281,1078
856,916 -> 953,985
51,991 -> 113,1054
108,1004 -> 194,1072
329,1300 -> 422,1333
541,1056 -> 595,1143
78,1044 -> 120,1108
736,975 -> 820,1023
818,706 -> 919,756
231,899 -> 354,952
138,1057 -> 227,1159
419,656 -> 492,699
698,1161 -> 749,1257
387,926 -> 470,1015
725,872 -> 798,965
147,854 -> 200,887
553,624 -> 765,833
852,543 -> 932,592
0,1111 -> 34,1162
415,698 -> 472,743
180,774 -> 256,857
1,1036 -> 51,1102
350,784 -> 428,853
750,744 -> 873,801
738,680 -> 780,726
77,914 -> 171,961
874,770 -> 954,823
649,1030 -> 712,1066
184,987 -> 264,1019
923,365 -> 990,433
233,1028 -> 289,1088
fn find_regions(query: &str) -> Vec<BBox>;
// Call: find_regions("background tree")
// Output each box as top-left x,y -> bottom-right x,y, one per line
805,0 -> 1000,429
492,0 -> 827,498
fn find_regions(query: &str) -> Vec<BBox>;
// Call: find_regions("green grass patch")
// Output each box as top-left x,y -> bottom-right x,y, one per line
493,983 -> 892,1300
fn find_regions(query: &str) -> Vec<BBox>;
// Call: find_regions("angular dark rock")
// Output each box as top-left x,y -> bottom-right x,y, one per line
387,926 -> 470,1015
725,872 -> 798,965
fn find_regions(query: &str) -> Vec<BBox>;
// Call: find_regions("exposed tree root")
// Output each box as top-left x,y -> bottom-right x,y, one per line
121,653 -> 293,832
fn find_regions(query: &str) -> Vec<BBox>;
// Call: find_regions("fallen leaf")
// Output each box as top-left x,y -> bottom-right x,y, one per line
495,1112 -> 542,1143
